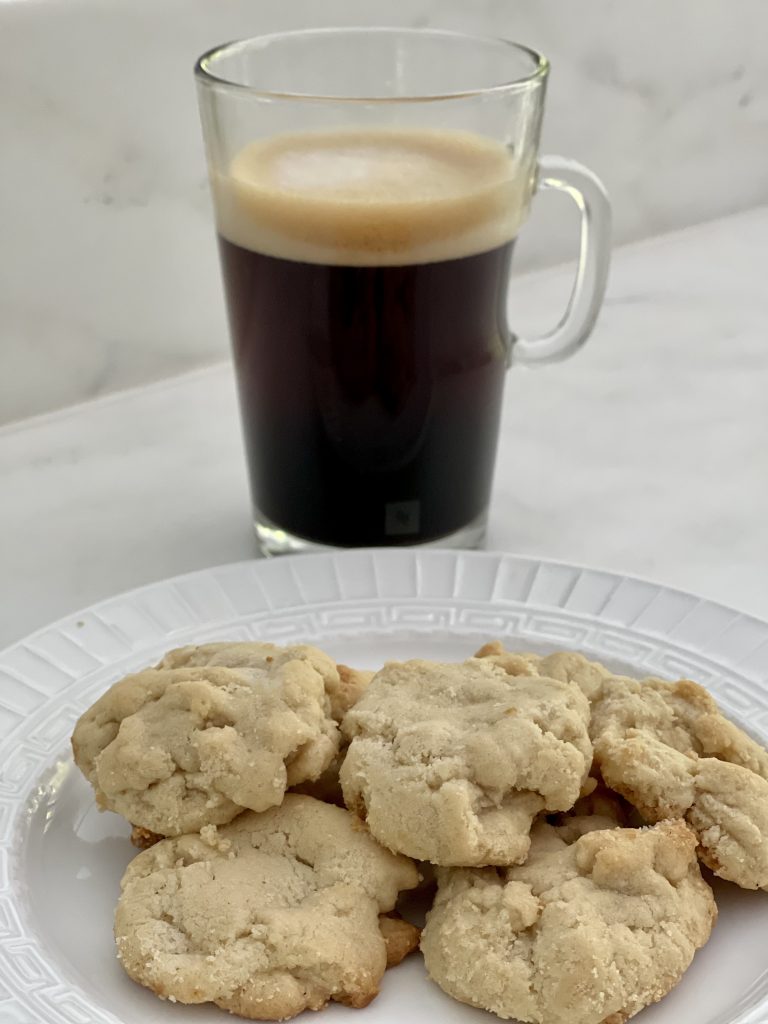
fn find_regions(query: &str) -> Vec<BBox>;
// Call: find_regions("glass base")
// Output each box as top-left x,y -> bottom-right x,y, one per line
254,508 -> 488,556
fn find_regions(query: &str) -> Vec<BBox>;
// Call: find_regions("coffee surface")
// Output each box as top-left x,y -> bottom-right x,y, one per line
214,127 -> 528,266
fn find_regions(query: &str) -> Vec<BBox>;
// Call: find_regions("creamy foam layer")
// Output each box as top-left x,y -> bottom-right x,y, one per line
214,128 -> 531,266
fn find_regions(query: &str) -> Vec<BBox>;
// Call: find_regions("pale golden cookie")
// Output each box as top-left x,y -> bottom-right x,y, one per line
155,643 -> 372,811
421,819 -> 716,1024
72,644 -> 339,836
157,644 -> 373,809
157,642 -> 372,723
477,642 -> 768,890
115,795 -> 420,1020
340,657 -> 592,866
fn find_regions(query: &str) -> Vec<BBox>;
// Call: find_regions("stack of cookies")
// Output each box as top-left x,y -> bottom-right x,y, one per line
71,640 -> 768,1023
72,643 -> 421,1018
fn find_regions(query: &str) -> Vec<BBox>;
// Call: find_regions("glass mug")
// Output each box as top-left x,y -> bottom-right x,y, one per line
195,28 -> 610,555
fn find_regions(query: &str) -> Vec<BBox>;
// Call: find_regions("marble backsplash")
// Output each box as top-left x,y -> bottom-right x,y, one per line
2,0 -> 767,424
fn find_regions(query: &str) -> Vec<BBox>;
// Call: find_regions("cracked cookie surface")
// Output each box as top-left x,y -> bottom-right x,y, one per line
421,819 -> 716,1024
477,642 -> 768,890
340,657 -> 592,866
72,644 -> 340,835
157,642 -> 372,724
115,795 -> 420,1019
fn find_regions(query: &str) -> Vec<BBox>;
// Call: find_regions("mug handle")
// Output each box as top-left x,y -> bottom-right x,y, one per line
511,156 -> 612,366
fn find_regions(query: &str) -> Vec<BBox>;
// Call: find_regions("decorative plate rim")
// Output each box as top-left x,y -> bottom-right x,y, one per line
3,549 -> 768,668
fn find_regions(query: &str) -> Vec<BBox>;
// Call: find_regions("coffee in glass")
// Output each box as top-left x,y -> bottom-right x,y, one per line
196,29 -> 611,553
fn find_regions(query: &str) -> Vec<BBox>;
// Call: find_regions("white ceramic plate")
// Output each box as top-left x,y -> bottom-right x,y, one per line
2,549 -> 768,1024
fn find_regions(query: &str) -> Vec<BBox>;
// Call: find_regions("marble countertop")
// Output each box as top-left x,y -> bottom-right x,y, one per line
2,206 -> 767,649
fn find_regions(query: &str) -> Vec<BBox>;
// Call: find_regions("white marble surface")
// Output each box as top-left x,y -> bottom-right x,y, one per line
2,0 -> 768,422
1,207 -> 767,649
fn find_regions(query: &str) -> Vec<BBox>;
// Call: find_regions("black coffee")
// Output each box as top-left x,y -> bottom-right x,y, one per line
214,128 -> 526,546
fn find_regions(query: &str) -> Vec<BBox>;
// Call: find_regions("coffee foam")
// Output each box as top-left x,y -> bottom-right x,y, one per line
213,128 -> 531,266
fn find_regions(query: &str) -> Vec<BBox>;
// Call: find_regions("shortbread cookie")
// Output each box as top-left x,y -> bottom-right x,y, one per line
597,730 -> 768,890
340,658 -> 592,866
421,819 -> 716,1024
127,825 -> 421,962
154,644 -> 373,810
115,795 -> 420,1019
477,642 -> 768,890
126,836 -> 424,921
157,642 -> 372,723
72,646 -> 339,836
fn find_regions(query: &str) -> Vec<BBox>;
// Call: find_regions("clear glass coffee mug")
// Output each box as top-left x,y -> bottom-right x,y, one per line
195,28 -> 610,555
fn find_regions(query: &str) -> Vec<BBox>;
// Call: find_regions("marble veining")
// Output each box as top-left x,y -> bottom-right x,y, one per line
1,208 -> 767,648
1,0 -> 767,422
